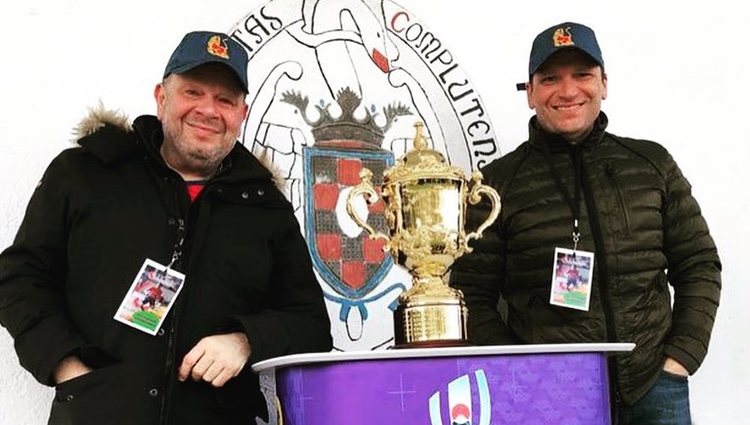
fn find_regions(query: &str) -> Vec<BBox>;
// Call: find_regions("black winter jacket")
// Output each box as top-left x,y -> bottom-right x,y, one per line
451,113 -> 721,405
0,114 -> 332,424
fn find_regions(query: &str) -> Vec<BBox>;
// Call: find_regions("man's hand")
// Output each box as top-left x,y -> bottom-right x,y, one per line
663,357 -> 689,377
54,355 -> 92,384
178,332 -> 251,388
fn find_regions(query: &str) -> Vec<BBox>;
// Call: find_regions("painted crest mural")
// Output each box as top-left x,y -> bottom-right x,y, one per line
228,0 -> 500,351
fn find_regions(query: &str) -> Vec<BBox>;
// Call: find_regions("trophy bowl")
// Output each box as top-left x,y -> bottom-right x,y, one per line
347,123 -> 501,347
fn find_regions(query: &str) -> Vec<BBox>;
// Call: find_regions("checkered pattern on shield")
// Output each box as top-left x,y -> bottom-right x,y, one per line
308,151 -> 392,293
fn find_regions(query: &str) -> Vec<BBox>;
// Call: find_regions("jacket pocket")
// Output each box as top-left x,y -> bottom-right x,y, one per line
49,362 -> 126,424
214,375 -> 266,421
54,362 -> 123,399
605,163 -> 631,235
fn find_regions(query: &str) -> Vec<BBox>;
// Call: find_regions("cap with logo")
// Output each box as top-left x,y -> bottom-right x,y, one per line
517,22 -> 603,91
163,31 -> 249,93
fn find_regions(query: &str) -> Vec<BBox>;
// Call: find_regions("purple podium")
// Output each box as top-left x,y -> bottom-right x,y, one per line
252,343 -> 633,425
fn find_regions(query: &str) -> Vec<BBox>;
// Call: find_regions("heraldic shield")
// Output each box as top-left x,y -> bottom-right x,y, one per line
286,87 -> 410,298
304,146 -> 394,297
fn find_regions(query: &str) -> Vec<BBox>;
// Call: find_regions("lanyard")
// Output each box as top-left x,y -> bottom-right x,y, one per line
540,142 -> 583,251
166,218 -> 186,271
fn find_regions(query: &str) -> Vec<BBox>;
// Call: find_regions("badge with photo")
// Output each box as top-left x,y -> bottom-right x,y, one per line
550,247 -> 594,311
114,259 -> 186,335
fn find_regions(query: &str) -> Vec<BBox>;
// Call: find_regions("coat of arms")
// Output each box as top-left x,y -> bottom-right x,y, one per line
230,0 -> 500,351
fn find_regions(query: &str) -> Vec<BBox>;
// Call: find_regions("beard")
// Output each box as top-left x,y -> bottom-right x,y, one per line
160,118 -> 237,179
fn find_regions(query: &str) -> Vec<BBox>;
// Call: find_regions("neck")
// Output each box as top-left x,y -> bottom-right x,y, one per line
159,145 -> 217,181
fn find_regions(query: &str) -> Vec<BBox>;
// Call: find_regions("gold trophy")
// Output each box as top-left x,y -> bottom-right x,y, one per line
346,122 -> 501,347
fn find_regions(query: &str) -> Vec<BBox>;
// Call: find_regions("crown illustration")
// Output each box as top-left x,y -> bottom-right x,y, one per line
281,87 -> 411,148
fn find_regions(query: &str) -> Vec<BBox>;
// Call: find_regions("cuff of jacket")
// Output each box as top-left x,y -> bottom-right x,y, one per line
225,313 -> 289,368
663,343 -> 701,375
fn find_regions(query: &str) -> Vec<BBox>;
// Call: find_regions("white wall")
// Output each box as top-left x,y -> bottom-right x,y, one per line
0,1 -> 746,424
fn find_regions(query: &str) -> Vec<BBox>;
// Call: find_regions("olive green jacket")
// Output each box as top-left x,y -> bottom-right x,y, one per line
451,113 -> 721,404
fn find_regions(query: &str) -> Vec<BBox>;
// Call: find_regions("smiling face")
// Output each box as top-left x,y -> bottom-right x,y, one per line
155,64 -> 248,180
526,49 -> 607,143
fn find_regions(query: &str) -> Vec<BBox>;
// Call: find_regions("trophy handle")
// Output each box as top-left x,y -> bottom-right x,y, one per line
346,169 -> 391,246
464,171 -> 501,252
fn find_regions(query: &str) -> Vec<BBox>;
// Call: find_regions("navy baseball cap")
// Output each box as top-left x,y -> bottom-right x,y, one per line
163,31 -> 249,93
517,22 -> 603,90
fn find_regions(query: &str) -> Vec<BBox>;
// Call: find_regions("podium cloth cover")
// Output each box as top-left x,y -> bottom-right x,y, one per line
253,343 -> 633,425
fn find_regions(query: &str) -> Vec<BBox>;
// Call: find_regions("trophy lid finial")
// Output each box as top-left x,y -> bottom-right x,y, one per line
404,121 -> 445,166
413,121 -> 428,150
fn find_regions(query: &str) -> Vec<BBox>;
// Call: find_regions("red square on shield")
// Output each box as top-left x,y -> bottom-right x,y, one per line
368,197 -> 385,214
338,159 -> 362,186
342,261 -> 365,289
317,234 -> 341,261
363,238 -> 387,263
313,183 -> 339,210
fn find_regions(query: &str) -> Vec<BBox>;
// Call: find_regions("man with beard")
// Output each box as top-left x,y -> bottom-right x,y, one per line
0,31 -> 332,424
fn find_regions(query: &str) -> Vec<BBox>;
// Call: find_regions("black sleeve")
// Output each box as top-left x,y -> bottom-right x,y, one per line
0,152 -> 89,386
660,154 -> 721,374
231,209 -> 332,364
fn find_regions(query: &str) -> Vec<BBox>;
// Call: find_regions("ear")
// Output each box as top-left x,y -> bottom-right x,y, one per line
241,101 -> 249,120
236,101 -> 250,140
154,83 -> 166,119
601,73 -> 608,100
525,82 -> 535,109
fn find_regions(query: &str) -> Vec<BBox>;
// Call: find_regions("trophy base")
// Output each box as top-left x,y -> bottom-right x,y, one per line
393,299 -> 468,348
391,339 -> 471,349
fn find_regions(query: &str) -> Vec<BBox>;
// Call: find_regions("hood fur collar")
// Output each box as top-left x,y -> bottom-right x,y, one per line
72,102 -> 132,144
72,103 -> 286,192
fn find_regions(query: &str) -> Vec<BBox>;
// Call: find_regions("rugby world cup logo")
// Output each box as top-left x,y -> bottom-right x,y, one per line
429,370 -> 491,425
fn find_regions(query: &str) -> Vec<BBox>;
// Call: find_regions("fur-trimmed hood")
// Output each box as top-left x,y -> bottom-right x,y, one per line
72,104 -> 286,191
72,102 -> 132,143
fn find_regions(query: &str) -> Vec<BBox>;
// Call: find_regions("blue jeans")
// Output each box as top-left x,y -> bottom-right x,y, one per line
617,370 -> 691,425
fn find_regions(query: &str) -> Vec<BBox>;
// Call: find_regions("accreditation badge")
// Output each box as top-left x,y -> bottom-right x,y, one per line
114,259 -> 186,335
550,247 -> 594,311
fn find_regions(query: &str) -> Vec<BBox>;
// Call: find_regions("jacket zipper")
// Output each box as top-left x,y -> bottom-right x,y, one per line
605,163 -> 631,234
160,186 -> 189,425
580,161 -> 623,414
